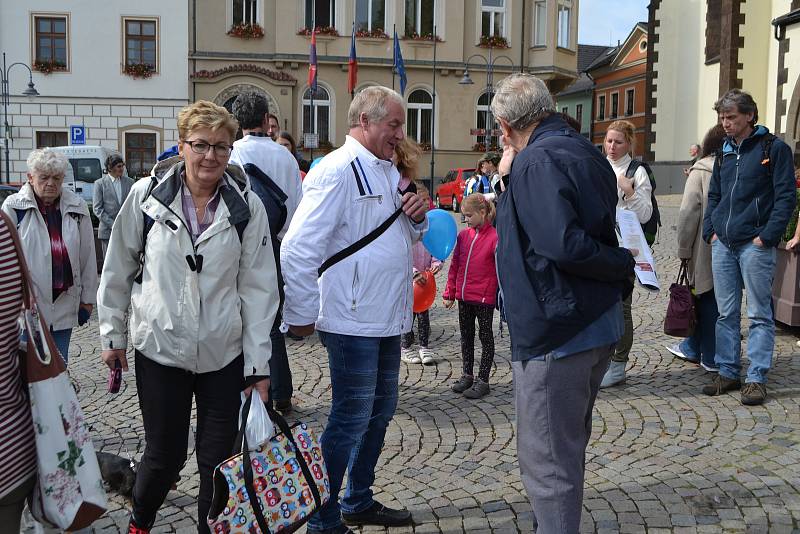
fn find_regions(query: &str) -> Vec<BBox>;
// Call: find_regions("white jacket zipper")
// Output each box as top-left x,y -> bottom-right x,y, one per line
461,229 -> 480,299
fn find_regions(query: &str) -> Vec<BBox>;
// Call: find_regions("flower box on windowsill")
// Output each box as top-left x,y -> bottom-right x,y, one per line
355,28 -> 389,40
478,35 -> 510,49
297,26 -> 340,39
33,60 -> 67,75
227,22 -> 265,39
472,142 -> 500,152
123,63 -> 155,79
403,32 -> 443,43
419,142 -> 432,152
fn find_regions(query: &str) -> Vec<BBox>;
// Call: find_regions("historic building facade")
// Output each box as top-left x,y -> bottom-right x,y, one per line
0,0 -> 189,180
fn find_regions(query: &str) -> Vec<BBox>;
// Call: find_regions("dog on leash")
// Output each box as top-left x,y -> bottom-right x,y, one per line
96,451 -> 136,498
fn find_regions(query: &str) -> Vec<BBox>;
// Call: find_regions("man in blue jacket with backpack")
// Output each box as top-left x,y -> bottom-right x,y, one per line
702,89 -> 796,406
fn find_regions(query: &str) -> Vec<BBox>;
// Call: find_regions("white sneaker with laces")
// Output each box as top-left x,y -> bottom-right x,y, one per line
665,344 -> 699,363
419,347 -> 436,365
401,347 -> 421,364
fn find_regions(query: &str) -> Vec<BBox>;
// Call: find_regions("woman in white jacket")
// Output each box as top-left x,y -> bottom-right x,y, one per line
601,119 -> 653,388
97,101 -> 278,534
1,148 -> 97,363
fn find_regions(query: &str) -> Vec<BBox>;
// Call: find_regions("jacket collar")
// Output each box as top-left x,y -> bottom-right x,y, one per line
344,135 -> 395,170
722,124 -> 769,154
146,157 -> 251,229
6,182 -> 87,215
527,113 -> 572,146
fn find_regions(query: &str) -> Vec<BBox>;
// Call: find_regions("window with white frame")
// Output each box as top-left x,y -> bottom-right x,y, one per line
481,0 -> 505,38
533,0 -> 547,46
407,89 -> 433,145
610,92 -> 619,119
405,0 -> 435,37
356,0 -> 386,33
302,86 -> 331,144
305,0 -> 336,29
561,106 -> 568,115
233,0 -> 258,25
33,15 -> 68,69
597,94 -> 606,120
557,0 -> 572,48
125,132 -> 158,178
477,92 -> 500,147
625,88 -> 635,116
124,18 -> 158,71
575,103 -> 583,126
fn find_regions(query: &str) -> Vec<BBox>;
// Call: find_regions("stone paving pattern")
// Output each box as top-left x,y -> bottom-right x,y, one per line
47,197 -> 800,533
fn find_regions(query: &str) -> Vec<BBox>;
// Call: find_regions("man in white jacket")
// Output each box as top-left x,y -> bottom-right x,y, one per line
281,86 -> 427,534
230,91 -> 302,413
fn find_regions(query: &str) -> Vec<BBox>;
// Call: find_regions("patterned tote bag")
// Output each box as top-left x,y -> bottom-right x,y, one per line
207,394 -> 330,533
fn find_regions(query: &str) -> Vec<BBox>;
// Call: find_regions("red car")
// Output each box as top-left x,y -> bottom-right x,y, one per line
434,168 -> 476,211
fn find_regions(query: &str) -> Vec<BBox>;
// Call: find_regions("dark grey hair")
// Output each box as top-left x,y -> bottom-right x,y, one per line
232,91 -> 270,130
26,148 -> 69,177
714,89 -> 758,125
348,86 -> 405,128
490,73 -> 555,131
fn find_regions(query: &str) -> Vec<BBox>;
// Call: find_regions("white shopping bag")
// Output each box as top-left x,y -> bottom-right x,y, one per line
239,392 -> 275,450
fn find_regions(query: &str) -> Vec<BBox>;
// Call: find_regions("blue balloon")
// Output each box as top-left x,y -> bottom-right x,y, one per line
422,209 -> 458,261
309,156 -> 325,170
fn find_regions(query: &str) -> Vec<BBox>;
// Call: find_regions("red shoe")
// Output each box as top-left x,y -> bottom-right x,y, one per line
128,521 -> 151,534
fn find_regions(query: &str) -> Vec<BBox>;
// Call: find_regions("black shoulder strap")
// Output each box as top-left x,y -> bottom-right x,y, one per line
625,159 -> 640,179
134,176 -> 159,284
762,133 -> 776,178
318,207 -> 403,277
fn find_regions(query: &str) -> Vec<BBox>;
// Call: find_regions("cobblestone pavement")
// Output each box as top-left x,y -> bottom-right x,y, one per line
42,197 -> 800,533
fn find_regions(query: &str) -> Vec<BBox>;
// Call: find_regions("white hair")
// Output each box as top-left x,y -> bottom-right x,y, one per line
26,148 -> 70,177
490,73 -> 555,131
348,86 -> 405,127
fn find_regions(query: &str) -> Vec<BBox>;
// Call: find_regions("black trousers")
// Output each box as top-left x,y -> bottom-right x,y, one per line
458,301 -> 495,382
132,351 -> 243,533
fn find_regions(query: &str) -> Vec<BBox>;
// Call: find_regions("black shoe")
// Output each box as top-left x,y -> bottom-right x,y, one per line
451,375 -> 474,393
274,398 -> 292,413
342,502 -> 413,527
701,374 -> 741,396
285,331 -> 303,341
306,526 -> 355,534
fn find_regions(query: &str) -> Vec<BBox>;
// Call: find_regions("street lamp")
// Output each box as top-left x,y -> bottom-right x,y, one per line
459,48 -> 514,154
2,52 -> 39,183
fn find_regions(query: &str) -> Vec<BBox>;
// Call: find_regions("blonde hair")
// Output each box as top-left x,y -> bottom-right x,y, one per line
606,119 -> 636,151
395,138 -> 422,181
177,100 -> 238,142
461,193 -> 496,222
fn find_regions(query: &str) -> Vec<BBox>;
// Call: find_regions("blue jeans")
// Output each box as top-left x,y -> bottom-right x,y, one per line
678,289 -> 718,368
308,332 -> 401,530
21,328 -> 72,365
711,239 -> 776,383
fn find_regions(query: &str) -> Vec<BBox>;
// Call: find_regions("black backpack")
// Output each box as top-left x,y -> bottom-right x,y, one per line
625,159 -> 661,245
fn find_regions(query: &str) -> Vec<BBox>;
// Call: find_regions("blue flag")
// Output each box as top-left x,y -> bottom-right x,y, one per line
393,30 -> 407,96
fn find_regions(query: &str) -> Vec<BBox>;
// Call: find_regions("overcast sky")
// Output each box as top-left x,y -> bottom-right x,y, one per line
578,0 -> 649,46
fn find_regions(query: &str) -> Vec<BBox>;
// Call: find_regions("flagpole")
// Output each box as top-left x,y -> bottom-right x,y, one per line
309,24 -> 315,163
429,24 -> 437,194
392,24 -> 396,91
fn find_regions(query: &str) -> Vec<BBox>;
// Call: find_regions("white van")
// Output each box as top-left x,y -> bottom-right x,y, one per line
50,145 -> 120,204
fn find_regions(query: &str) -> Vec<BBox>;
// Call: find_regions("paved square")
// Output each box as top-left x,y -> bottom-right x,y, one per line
53,198 -> 800,533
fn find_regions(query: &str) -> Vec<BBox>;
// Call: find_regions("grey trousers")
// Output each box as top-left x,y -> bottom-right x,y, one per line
513,344 -> 613,534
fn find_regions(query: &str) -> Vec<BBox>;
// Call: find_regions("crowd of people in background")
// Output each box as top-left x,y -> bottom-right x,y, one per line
0,76 -> 798,534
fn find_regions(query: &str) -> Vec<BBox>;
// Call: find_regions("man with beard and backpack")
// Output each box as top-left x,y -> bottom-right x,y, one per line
230,91 -> 303,414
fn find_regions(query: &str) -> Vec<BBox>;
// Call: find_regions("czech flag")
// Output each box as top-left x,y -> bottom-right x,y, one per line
308,28 -> 318,92
348,22 -> 358,95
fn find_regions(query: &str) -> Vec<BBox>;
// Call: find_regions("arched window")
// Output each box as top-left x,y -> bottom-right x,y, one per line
407,89 -> 433,146
302,86 -> 331,144
477,91 -> 499,148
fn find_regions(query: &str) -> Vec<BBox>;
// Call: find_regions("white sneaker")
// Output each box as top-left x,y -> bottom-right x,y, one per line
401,347 -> 421,364
419,347 -> 437,365
700,361 -> 719,372
666,344 -> 699,363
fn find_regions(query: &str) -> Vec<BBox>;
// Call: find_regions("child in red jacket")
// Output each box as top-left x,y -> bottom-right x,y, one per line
442,194 -> 498,399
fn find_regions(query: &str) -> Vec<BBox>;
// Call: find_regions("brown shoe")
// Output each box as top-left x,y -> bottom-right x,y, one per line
741,382 -> 767,406
701,374 -> 741,396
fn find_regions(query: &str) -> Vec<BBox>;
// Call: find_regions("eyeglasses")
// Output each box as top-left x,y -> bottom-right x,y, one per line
182,139 -> 233,158
113,163 -> 125,169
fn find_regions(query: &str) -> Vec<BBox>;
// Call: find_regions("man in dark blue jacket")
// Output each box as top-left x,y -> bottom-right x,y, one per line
492,73 -> 636,533
701,89 -> 796,406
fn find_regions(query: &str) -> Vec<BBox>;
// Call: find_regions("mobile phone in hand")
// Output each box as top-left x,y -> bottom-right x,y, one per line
108,359 -> 122,394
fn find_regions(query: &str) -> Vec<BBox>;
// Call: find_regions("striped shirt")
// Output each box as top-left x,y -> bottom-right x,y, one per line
0,219 -> 36,499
